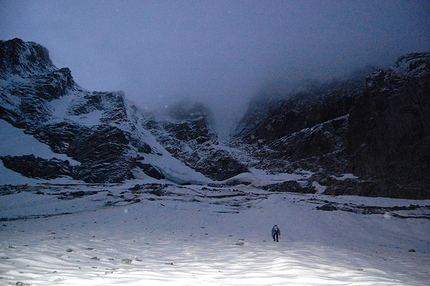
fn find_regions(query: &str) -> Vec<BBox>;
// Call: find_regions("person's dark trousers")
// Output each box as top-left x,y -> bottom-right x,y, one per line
273,233 -> 279,242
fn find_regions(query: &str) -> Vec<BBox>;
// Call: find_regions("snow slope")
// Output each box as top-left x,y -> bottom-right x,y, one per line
1,182 -> 429,285
0,120 -> 80,185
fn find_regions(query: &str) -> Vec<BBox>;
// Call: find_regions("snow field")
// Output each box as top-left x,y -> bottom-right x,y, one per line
1,185 -> 429,285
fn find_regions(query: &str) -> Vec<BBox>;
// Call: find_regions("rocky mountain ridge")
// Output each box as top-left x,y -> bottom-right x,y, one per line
232,53 -> 430,199
1,38 -> 429,199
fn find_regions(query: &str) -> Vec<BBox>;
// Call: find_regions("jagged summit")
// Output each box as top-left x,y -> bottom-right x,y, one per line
0,38 -> 56,79
0,39 -> 429,198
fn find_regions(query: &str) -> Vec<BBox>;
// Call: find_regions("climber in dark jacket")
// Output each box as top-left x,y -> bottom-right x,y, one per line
272,225 -> 280,242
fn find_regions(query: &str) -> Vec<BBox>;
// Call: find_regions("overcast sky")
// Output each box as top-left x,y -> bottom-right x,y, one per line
1,0 -> 429,135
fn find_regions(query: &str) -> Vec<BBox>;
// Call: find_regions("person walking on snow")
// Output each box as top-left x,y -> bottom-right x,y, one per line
272,225 -> 280,242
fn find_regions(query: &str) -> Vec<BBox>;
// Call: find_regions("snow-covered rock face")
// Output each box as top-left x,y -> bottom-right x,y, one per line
0,38 -> 429,199
0,39 -> 244,184
0,39 -> 153,182
231,71 -> 368,176
143,101 -> 248,181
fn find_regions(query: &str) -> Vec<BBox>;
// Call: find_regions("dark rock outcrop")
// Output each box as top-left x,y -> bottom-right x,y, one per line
193,149 -> 248,181
68,125 -> 134,183
262,181 -> 315,194
135,162 -> 165,180
0,155 -> 73,179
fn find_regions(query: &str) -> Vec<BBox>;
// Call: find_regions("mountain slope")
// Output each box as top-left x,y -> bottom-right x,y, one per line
1,38 -> 429,199
143,100 -> 248,181
0,38 -> 244,184
347,53 -> 430,195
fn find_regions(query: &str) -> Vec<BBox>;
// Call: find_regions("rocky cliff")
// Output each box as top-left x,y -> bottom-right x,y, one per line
346,53 -> 430,197
232,53 -> 430,199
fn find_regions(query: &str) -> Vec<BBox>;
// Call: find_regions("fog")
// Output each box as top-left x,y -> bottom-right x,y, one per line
1,0 -> 429,136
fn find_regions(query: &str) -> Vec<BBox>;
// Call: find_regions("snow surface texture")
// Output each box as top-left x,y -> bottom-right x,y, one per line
1,182 -> 429,286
